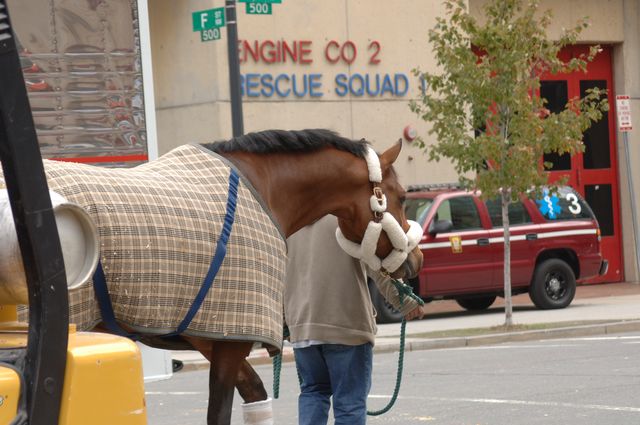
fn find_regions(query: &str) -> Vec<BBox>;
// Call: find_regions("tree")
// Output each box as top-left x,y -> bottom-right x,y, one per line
410,0 -> 608,326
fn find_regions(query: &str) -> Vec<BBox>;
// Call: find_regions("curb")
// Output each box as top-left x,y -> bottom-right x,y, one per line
374,319 -> 640,354
177,319 -> 640,372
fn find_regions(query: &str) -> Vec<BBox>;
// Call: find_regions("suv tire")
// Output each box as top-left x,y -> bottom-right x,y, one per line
529,259 -> 576,309
456,295 -> 496,311
368,279 -> 403,324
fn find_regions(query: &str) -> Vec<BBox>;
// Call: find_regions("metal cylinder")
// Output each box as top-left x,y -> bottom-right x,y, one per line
0,190 -> 99,305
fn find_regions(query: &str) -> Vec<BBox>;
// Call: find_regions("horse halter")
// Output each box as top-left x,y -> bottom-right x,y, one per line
335,147 -> 423,275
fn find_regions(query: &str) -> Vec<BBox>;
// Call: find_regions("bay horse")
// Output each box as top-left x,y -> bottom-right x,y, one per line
9,129 -> 421,424
189,129 -> 422,424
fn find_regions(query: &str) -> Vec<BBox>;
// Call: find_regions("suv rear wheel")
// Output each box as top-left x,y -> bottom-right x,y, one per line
455,295 -> 496,311
529,259 -> 576,309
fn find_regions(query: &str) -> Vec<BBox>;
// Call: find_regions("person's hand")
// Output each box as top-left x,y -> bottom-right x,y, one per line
403,304 -> 427,321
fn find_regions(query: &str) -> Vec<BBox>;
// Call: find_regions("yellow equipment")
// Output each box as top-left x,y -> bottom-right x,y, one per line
0,312 -> 148,424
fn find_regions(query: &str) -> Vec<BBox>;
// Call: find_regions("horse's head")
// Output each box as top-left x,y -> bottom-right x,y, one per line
335,140 -> 423,280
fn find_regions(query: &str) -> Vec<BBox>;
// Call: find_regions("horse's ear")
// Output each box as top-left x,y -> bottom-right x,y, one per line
379,139 -> 402,169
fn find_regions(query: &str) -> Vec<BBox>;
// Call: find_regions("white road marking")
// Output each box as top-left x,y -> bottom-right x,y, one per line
368,395 -> 640,413
146,391 -> 204,396
563,336 -> 640,341
441,344 -> 581,351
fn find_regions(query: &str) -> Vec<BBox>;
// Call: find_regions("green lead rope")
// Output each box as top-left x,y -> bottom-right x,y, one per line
367,279 -> 424,416
272,279 -> 424,417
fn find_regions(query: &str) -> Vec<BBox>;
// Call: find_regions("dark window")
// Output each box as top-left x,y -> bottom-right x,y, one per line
436,196 -> 482,231
405,198 -> 434,226
534,187 -> 595,221
540,80 -> 571,170
581,80 -> 611,169
484,199 -> 532,227
585,184 -> 614,236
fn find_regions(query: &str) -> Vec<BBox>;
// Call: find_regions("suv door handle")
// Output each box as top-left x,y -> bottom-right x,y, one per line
526,233 -> 537,241
477,238 -> 490,246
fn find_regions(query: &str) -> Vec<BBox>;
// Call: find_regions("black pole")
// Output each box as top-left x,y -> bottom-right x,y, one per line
0,2 -> 69,424
225,0 -> 244,137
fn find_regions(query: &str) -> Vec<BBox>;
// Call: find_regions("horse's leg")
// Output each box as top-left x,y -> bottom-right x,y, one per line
207,340 -> 253,425
183,336 -> 272,424
182,336 -> 268,402
236,359 -> 269,402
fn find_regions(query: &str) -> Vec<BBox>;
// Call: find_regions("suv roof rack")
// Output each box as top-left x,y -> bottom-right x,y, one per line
407,183 -> 461,192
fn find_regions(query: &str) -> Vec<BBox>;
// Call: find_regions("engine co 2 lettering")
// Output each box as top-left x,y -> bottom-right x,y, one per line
239,39 -> 383,65
236,39 -> 416,98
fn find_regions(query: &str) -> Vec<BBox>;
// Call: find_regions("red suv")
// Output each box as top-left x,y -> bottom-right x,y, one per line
370,184 -> 608,323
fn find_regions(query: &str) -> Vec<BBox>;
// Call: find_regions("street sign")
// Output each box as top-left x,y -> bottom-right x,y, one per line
616,94 -> 633,132
201,28 -> 222,42
246,2 -> 272,14
192,7 -> 225,32
238,0 -> 282,3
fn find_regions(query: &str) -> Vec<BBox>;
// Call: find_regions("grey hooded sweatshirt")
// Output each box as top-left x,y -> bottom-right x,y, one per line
284,215 -> 420,346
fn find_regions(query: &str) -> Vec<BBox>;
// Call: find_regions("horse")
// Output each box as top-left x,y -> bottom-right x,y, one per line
9,129 -> 423,424
193,129 -> 422,424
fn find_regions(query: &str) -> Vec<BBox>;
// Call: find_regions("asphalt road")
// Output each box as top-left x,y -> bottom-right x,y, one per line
145,332 -> 640,425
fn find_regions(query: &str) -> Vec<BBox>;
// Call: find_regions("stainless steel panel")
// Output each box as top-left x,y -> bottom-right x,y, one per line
8,0 -> 147,165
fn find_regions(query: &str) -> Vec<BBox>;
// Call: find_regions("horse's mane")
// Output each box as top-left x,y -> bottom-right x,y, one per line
202,129 -> 370,158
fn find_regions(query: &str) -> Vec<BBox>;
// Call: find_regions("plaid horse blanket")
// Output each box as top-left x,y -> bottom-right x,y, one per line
11,144 -> 287,351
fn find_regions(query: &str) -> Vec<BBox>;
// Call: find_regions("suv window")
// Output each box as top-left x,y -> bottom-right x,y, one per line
535,187 -> 595,221
405,198 -> 434,226
484,199 -> 532,227
436,196 -> 482,231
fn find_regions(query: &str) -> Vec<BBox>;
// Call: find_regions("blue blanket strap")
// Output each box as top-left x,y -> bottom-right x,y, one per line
93,261 -> 138,339
91,168 -> 240,340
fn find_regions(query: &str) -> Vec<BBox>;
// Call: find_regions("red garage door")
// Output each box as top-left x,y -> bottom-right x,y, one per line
541,45 -> 622,283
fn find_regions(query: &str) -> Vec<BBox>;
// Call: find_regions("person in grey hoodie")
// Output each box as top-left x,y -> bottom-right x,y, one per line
285,214 -> 426,425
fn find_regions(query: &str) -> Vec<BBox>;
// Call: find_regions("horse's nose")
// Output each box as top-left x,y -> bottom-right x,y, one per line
390,248 -> 422,279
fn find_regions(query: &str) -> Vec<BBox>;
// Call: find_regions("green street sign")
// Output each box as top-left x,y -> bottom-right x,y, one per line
238,0 -> 282,3
246,2 -> 272,14
201,28 -> 222,42
192,7 -> 225,32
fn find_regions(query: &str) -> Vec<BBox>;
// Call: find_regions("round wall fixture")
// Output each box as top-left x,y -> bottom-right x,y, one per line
403,125 -> 418,142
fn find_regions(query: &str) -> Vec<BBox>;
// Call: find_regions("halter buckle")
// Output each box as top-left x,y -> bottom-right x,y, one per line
373,186 -> 385,205
373,210 -> 384,222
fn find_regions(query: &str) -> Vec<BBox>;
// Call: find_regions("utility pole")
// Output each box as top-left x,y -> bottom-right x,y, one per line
225,0 -> 244,137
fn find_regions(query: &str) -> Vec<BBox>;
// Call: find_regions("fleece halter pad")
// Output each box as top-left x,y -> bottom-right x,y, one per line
335,147 -> 422,274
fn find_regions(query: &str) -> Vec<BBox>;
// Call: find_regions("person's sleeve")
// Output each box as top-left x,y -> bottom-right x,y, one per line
368,268 -> 420,316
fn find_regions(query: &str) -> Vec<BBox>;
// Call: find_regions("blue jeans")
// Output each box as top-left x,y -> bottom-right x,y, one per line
294,343 -> 373,425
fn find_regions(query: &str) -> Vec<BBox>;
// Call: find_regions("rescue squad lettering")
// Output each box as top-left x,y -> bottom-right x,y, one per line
237,39 -> 410,98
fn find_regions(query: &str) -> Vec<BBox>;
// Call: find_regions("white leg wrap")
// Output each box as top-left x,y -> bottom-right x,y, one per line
242,398 -> 273,425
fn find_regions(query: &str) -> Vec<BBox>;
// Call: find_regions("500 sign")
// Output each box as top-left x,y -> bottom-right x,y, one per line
246,2 -> 272,14
201,28 -> 221,42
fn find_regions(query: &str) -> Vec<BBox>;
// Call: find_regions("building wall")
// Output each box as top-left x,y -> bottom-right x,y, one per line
469,0 -> 624,42
614,0 -> 640,281
147,0 -> 640,281
148,0 -> 459,185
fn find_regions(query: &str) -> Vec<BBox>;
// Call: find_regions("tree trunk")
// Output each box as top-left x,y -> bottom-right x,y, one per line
502,188 -> 513,327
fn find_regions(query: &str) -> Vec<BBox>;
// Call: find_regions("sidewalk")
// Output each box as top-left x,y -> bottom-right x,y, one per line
173,282 -> 640,371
